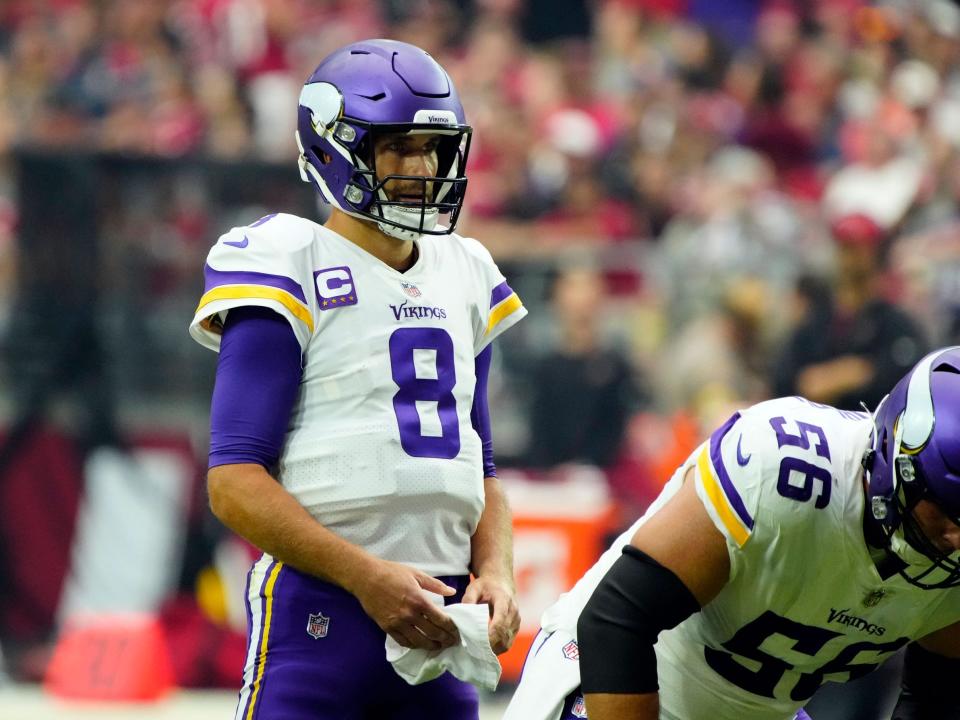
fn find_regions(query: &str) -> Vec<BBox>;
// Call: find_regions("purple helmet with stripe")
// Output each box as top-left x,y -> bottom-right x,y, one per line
295,39 -> 472,241
866,346 -> 960,588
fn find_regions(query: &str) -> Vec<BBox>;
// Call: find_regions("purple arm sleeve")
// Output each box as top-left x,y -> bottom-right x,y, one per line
471,344 -> 496,478
208,306 -> 303,469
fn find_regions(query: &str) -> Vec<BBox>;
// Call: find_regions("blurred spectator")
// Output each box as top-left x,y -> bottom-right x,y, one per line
823,115 -> 925,231
770,271 -> 834,397
890,220 -> 960,348
530,109 -> 640,243
738,55 -> 820,189
773,213 -> 927,410
193,64 -> 251,159
522,266 -> 643,471
656,145 -> 808,329
657,276 -> 772,426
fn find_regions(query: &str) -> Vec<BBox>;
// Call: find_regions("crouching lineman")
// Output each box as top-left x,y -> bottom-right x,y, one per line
504,347 -> 960,720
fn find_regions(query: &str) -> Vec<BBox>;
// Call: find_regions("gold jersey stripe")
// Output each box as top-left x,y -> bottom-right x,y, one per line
485,293 -> 523,335
196,285 -> 314,333
697,447 -> 751,548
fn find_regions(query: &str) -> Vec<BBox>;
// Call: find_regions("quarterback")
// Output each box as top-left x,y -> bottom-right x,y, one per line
189,40 -> 525,719
505,347 -> 960,720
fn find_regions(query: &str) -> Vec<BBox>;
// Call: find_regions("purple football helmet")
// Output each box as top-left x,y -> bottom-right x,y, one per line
866,346 -> 960,588
295,39 -> 472,241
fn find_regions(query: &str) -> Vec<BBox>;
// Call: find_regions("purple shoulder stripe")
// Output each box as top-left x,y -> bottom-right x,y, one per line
204,265 -> 307,303
249,213 -> 278,228
490,281 -> 513,308
709,412 -> 754,530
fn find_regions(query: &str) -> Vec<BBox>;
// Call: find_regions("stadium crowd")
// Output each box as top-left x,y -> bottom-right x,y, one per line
2,1 -> 960,477
3,1 -> 960,714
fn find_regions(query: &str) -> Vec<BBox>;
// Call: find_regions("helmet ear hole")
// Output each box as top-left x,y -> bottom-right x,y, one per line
355,135 -> 373,168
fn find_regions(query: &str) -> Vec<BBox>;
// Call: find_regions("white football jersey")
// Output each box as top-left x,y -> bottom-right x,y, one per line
513,396 -> 960,720
189,212 -> 526,575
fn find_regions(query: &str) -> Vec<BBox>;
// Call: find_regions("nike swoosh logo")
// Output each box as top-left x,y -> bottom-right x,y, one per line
736,435 -> 752,466
223,235 -> 249,248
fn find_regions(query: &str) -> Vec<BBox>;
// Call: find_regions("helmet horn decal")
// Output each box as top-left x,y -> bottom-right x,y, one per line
300,82 -> 344,134
900,349 -> 943,451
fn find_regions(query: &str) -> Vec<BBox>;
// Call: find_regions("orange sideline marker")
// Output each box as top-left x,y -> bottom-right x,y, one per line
44,614 -> 174,701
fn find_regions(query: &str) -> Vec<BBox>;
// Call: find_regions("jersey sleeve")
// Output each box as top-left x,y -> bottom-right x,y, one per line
458,235 -> 527,353
692,410 -> 771,554
693,400 -> 831,584
189,214 -> 316,353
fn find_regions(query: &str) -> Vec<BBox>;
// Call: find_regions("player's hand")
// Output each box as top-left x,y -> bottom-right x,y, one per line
353,559 -> 461,651
462,574 -> 520,654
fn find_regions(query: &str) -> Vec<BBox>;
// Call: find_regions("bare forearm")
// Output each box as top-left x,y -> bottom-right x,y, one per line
207,463 -> 374,593
470,476 -> 514,582
797,355 -> 874,403
584,692 -> 659,720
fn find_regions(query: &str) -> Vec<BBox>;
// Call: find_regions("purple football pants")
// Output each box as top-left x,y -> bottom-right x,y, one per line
235,556 -> 479,720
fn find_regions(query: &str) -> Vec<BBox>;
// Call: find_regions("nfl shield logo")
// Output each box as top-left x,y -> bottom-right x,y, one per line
571,696 -> 588,718
306,612 -> 330,639
562,639 -> 579,660
401,281 -> 421,298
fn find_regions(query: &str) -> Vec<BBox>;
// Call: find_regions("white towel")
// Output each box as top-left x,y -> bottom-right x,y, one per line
385,601 -> 501,691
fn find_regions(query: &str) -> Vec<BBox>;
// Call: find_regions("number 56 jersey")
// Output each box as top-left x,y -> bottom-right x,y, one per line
189,213 -> 526,576
535,396 -> 960,720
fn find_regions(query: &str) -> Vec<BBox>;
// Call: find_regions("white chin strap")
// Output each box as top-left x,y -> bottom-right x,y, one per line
889,527 -> 923,566
374,203 -> 439,242
889,526 -> 960,585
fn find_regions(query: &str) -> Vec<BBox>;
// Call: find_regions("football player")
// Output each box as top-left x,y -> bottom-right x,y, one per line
189,39 -> 525,719
504,347 -> 960,720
